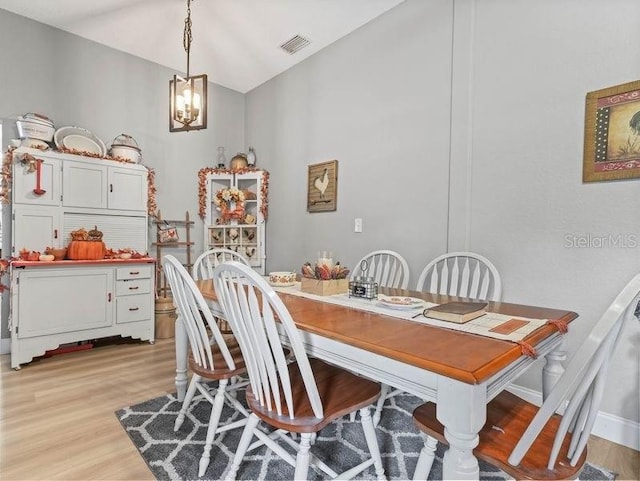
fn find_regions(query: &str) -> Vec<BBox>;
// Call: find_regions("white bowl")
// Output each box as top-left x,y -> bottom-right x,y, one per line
268,271 -> 297,287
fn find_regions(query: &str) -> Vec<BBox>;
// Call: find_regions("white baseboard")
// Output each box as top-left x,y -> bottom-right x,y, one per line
508,384 -> 640,451
0,337 -> 10,355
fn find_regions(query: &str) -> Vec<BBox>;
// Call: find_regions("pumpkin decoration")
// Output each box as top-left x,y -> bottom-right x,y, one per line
70,228 -> 89,241
88,225 -> 103,241
67,240 -> 106,260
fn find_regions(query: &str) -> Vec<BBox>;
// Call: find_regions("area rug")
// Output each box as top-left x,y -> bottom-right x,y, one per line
116,389 -> 616,481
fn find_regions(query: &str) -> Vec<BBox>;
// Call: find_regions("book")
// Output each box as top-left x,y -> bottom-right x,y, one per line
425,301 -> 488,324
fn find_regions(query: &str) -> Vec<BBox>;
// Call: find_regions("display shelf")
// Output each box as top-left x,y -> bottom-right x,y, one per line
153,210 -> 193,297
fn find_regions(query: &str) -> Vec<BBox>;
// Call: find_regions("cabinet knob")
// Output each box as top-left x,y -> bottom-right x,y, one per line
129,271 -> 140,275
108,293 -> 112,302
128,307 -> 139,311
54,229 -> 58,239
109,183 -> 113,193
129,286 -> 139,290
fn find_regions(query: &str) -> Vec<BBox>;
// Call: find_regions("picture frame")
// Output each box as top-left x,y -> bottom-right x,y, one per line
583,80 -> 640,182
307,160 -> 338,212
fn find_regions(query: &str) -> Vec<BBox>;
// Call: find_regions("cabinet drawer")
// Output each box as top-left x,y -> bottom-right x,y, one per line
116,295 -> 152,324
116,278 -> 151,296
116,265 -> 152,280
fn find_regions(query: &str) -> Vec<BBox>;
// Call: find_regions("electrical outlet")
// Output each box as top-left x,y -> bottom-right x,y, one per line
354,218 -> 363,233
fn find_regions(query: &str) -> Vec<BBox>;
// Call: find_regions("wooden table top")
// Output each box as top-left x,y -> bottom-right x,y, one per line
196,280 -> 578,385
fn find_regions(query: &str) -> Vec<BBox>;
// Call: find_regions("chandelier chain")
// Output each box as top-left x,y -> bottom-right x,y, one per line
183,0 -> 193,75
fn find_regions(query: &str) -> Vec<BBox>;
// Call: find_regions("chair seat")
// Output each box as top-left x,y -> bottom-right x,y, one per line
247,358 -> 381,433
413,390 -> 586,480
188,338 -> 246,380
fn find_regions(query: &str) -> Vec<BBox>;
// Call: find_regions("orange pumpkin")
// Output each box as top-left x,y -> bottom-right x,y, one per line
67,241 -> 105,260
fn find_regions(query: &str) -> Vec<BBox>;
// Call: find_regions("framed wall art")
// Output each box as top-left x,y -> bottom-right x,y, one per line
307,160 -> 338,212
583,79 -> 640,182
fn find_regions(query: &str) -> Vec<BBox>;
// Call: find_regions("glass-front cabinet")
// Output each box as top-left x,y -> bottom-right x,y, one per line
201,168 -> 268,274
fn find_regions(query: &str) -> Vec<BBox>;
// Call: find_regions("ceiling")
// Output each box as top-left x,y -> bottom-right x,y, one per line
0,0 -> 405,93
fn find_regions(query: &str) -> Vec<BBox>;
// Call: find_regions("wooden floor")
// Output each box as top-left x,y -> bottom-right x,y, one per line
1,338 -> 638,480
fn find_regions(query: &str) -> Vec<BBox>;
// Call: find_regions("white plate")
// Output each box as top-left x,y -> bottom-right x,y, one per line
63,134 -> 102,155
378,295 -> 426,310
54,126 -> 106,156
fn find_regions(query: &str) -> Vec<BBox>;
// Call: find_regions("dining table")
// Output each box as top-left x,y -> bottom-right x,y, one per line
177,279 -> 578,480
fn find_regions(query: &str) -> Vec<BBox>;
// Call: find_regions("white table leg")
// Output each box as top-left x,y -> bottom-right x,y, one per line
436,378 -> 486,480
542,337 -> 566,401
175,314 -> 188,401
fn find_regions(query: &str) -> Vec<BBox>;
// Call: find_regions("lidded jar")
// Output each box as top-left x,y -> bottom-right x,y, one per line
109,134 -> 142,163
229,152 -> 248,171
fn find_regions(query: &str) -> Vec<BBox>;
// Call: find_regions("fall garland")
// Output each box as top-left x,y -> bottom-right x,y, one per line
198,167 -> 269,220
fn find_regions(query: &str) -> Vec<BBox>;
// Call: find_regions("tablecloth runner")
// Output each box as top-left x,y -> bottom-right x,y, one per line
272,282 -> 549,343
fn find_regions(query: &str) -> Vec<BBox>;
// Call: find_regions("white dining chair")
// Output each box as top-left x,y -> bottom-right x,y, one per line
192,248 -> 250,334
213,261 -> 386,481
192,247 -> 250,280
162,255 -> 250,477
351,250 -> 410,289
416,251 -> 502,301
349,250 -> 410,424
412,272 -> 640,481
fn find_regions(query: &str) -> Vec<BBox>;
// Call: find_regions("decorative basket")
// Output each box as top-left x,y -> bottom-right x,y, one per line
45,248 -> 67,261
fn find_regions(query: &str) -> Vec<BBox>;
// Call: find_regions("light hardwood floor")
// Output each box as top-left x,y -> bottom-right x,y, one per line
1,338 -> 638,480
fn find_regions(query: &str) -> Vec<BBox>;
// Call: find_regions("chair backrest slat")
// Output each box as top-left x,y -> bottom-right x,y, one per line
507,274 -> 640,469
416,252 -> 502,302
351,250 -> 410,289
214,262 -> 324,419
162,255 -> 236,372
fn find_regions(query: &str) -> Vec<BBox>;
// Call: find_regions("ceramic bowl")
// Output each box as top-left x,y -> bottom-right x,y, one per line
268,271 -> 297,287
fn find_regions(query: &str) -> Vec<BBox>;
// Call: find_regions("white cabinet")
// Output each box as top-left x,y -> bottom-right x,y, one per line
12,156 -> 61,206
203,169 -> 268,274
7,147 -> 154,369
10,148 -> 149,256
13,205 -> 62,251
62,159 -> 148,212
10,261 -> 155,369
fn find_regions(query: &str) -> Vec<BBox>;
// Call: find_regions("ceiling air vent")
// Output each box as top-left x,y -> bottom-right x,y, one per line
280,35 -> 311,55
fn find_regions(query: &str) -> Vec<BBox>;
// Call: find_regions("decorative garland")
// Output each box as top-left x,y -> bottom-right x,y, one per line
198,167 -> 269,221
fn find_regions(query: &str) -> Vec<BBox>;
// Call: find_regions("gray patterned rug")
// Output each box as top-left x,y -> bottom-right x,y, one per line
116,388 -> 616,481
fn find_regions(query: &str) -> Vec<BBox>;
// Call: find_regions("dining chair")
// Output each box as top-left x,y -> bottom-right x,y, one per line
415,251 -> 502,301
192,248 -> 250,333
192,247 -> 250,280
162,255 -> 250,477
411,272 -> 640,481
349,250 -> 410,424
351,249 -> 410,289
213,261 -> 386,481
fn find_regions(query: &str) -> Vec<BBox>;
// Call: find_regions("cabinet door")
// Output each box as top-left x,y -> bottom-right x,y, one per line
12,156 -> 61,206
108,167 -> 147,212
62,160 -> 108,209
12,205 -> 62,253
14,267 -> 114,338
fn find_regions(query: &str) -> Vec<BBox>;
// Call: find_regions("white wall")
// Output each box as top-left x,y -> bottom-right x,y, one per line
246,0 -> 640,447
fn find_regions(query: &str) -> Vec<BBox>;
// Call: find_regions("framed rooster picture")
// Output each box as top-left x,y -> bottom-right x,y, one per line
307,160 -> 338,212
583,80 -> 640,182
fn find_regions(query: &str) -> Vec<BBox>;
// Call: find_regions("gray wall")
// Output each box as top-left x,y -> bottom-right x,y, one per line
246,0 -> 452,276
0,9 -> 245,338
245,0 -> 640,442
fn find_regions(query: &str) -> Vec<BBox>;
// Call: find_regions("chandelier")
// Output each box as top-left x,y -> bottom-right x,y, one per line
169,0 -> 207,132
